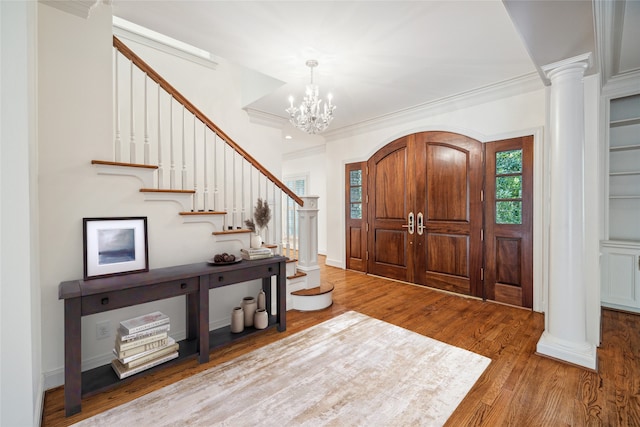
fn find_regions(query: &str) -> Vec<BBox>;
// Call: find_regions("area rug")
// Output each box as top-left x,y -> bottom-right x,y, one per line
73,311 -> 491,426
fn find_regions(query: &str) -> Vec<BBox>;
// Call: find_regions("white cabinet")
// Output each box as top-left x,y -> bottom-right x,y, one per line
601,241 -> 640,313
601,92 -> 640,313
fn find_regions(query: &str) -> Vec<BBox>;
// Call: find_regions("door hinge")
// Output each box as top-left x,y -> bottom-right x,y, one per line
366,223 -> 369,232
366,165 -> 369,175
481,190 -> 484,202
481,267 -> 484,281
366,251 -> 369,260
366,194 -> 369,203
481,229 -> 484,241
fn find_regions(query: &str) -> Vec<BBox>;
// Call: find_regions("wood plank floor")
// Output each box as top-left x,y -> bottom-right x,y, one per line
42,258 -> 640,426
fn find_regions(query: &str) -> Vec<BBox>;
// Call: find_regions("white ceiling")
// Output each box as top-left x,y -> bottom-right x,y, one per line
111,0 -> 640,144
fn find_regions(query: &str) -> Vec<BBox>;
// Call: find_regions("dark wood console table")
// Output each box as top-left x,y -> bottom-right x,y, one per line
58,256 -> 286,416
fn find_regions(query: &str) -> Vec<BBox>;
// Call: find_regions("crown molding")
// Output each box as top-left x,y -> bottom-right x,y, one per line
244,108 -> 287,128
322,71 -> 543,142
39,0 -> 108,19
282,144 -> 326,161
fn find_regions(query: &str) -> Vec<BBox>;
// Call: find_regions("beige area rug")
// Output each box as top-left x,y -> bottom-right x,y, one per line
73,311 -> 491,426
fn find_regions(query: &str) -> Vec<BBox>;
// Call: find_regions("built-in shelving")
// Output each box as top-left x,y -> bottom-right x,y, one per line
602,92 -> 640,313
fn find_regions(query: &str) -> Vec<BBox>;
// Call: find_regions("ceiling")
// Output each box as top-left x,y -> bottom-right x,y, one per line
110,0 -> 640,147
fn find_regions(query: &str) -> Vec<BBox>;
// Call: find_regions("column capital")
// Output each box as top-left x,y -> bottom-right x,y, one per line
298,195 -> 319,211
541,52 -> 592,81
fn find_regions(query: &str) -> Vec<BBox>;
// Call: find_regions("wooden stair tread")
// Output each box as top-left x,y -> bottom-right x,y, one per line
291,282 -> 335,296
262,244 -> 278,249
140,188 -> 196,194
179,211 -> 226,216
286,258 -> 298,264
287,271 -> 307,280
212,229 -> 252,235
92,160 -> 158,169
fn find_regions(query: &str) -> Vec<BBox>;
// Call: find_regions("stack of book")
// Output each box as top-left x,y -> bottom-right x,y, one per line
241,247 -> 273,260
111,311 -> 179,379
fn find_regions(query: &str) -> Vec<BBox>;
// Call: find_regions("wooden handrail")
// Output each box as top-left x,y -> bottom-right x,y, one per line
113,36 -> 303,207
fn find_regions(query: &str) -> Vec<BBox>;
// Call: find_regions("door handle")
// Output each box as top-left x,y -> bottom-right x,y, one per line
416,212 -> 425,235
401,212 -> 415,234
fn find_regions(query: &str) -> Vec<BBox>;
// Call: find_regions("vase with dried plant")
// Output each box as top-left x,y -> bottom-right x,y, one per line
244,198 -> 271,248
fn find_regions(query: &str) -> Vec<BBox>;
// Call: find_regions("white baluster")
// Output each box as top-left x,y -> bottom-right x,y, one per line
181,107 -> 187,190
157,83 -> 163,189
203,127 -> 209,211
144,76 -> 149,165
192,116 -> 197,211
114,49 -> 121,162
223,143 -> 227,230
213,133 -> 218,211
130,60 -> 136,163
232,151 -> 237,228
241,159 -> 246,225
169,97 -> 175,189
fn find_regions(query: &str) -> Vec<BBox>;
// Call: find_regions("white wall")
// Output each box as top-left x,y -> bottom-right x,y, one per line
282,147 -> 328,254
38,3 -> 286,390
1,1 -> 40,425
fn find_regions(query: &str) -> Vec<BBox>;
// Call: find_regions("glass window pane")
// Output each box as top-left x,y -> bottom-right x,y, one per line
496,176 -> 522,199
350,203 -> 362,219
350,186 -> 362,203
496,149 -> 522,174
350,170 -> 362,186
496,201 -> 522,224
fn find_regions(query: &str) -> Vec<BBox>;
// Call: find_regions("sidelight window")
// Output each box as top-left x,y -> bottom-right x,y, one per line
495,149 -> 523,224
349,170 -> 363,219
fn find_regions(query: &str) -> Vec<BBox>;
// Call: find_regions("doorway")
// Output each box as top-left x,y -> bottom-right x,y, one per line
345,131 -> 533,308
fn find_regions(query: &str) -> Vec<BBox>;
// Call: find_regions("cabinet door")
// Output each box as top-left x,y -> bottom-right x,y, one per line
601,245 -> 640,312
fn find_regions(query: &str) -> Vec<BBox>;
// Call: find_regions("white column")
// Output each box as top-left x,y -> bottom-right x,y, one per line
536,53 -> 597,370
297,195 -> 320,288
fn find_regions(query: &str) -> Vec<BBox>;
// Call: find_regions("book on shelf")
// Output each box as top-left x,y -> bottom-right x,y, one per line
119,311 -> 169,335
114,337 -> 176,364
123,342 -> 179,369
241,248 -> 272,255
241,252 -> 273,260
115,332 -> 169,351
117,323 -> 170,342
115,335 -> 169,358
111,351 -> 179,380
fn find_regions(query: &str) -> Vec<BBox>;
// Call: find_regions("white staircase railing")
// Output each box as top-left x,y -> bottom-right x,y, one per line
112,36 -> 304,255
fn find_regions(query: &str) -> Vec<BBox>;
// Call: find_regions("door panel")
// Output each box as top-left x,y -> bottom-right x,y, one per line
415,132 -> 483,296
367,136 -> 413,282
345,162 -> 367,272
484,136 -> 533,308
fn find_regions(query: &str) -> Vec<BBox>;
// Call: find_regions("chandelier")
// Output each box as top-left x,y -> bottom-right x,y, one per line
286,60 -> 336,134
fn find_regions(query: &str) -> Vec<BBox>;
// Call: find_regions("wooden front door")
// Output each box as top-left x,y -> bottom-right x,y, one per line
345,162 -> 368,272
366,132 -> 483,295
413,132 -> 483,296
484,136 -> 534,308
366,136 -> 414,282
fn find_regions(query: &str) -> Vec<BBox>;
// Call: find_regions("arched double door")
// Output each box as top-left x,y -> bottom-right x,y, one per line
345,131 -> 533,307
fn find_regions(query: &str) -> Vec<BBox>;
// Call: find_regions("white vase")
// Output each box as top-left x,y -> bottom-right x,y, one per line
250,233 -> 263,249
254,309 -> 269,330
257,289 -> 266,311
230,306 -> 244,333
242,296 -> 257,327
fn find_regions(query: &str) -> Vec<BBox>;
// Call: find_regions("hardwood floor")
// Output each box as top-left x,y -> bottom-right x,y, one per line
42,259 -> 640,426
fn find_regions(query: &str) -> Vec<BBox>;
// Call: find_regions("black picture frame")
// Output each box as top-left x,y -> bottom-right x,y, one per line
83,217 -> 149,280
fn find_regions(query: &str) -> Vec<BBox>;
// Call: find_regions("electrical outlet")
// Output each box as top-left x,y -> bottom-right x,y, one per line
96,320 -> 111,340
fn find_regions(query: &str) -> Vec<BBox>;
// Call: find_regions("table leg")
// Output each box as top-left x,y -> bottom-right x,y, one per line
277,260 -> 286,332
64,298 -> 82,416
198,274 -> 210,363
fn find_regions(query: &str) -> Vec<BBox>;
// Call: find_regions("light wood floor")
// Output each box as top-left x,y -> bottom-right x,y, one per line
42,258 -> 640,426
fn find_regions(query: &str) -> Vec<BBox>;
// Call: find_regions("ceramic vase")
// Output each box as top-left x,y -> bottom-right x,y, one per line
242,296 -> 257,327
250,233 -> 263,249
230,306 -> 244,333
257,289 -> 266,311
254,308 -> 269,330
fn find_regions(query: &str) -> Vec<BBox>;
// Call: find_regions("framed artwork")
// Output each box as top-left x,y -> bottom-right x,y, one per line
83,217 -> 149,280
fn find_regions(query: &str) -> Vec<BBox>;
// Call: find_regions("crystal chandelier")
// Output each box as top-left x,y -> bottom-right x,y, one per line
286,60 -> 336,134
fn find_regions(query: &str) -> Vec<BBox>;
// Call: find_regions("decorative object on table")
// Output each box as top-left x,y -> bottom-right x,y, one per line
230,306 -> 244,333
83,217 -> 149,280
240,247 -> 273,260
254,308 -> 269,330
245,198 -> 271,248
111,311 -> 178,379
208,252 -> 240,265
241,296 -> 257,327
257,289 -> 266,311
